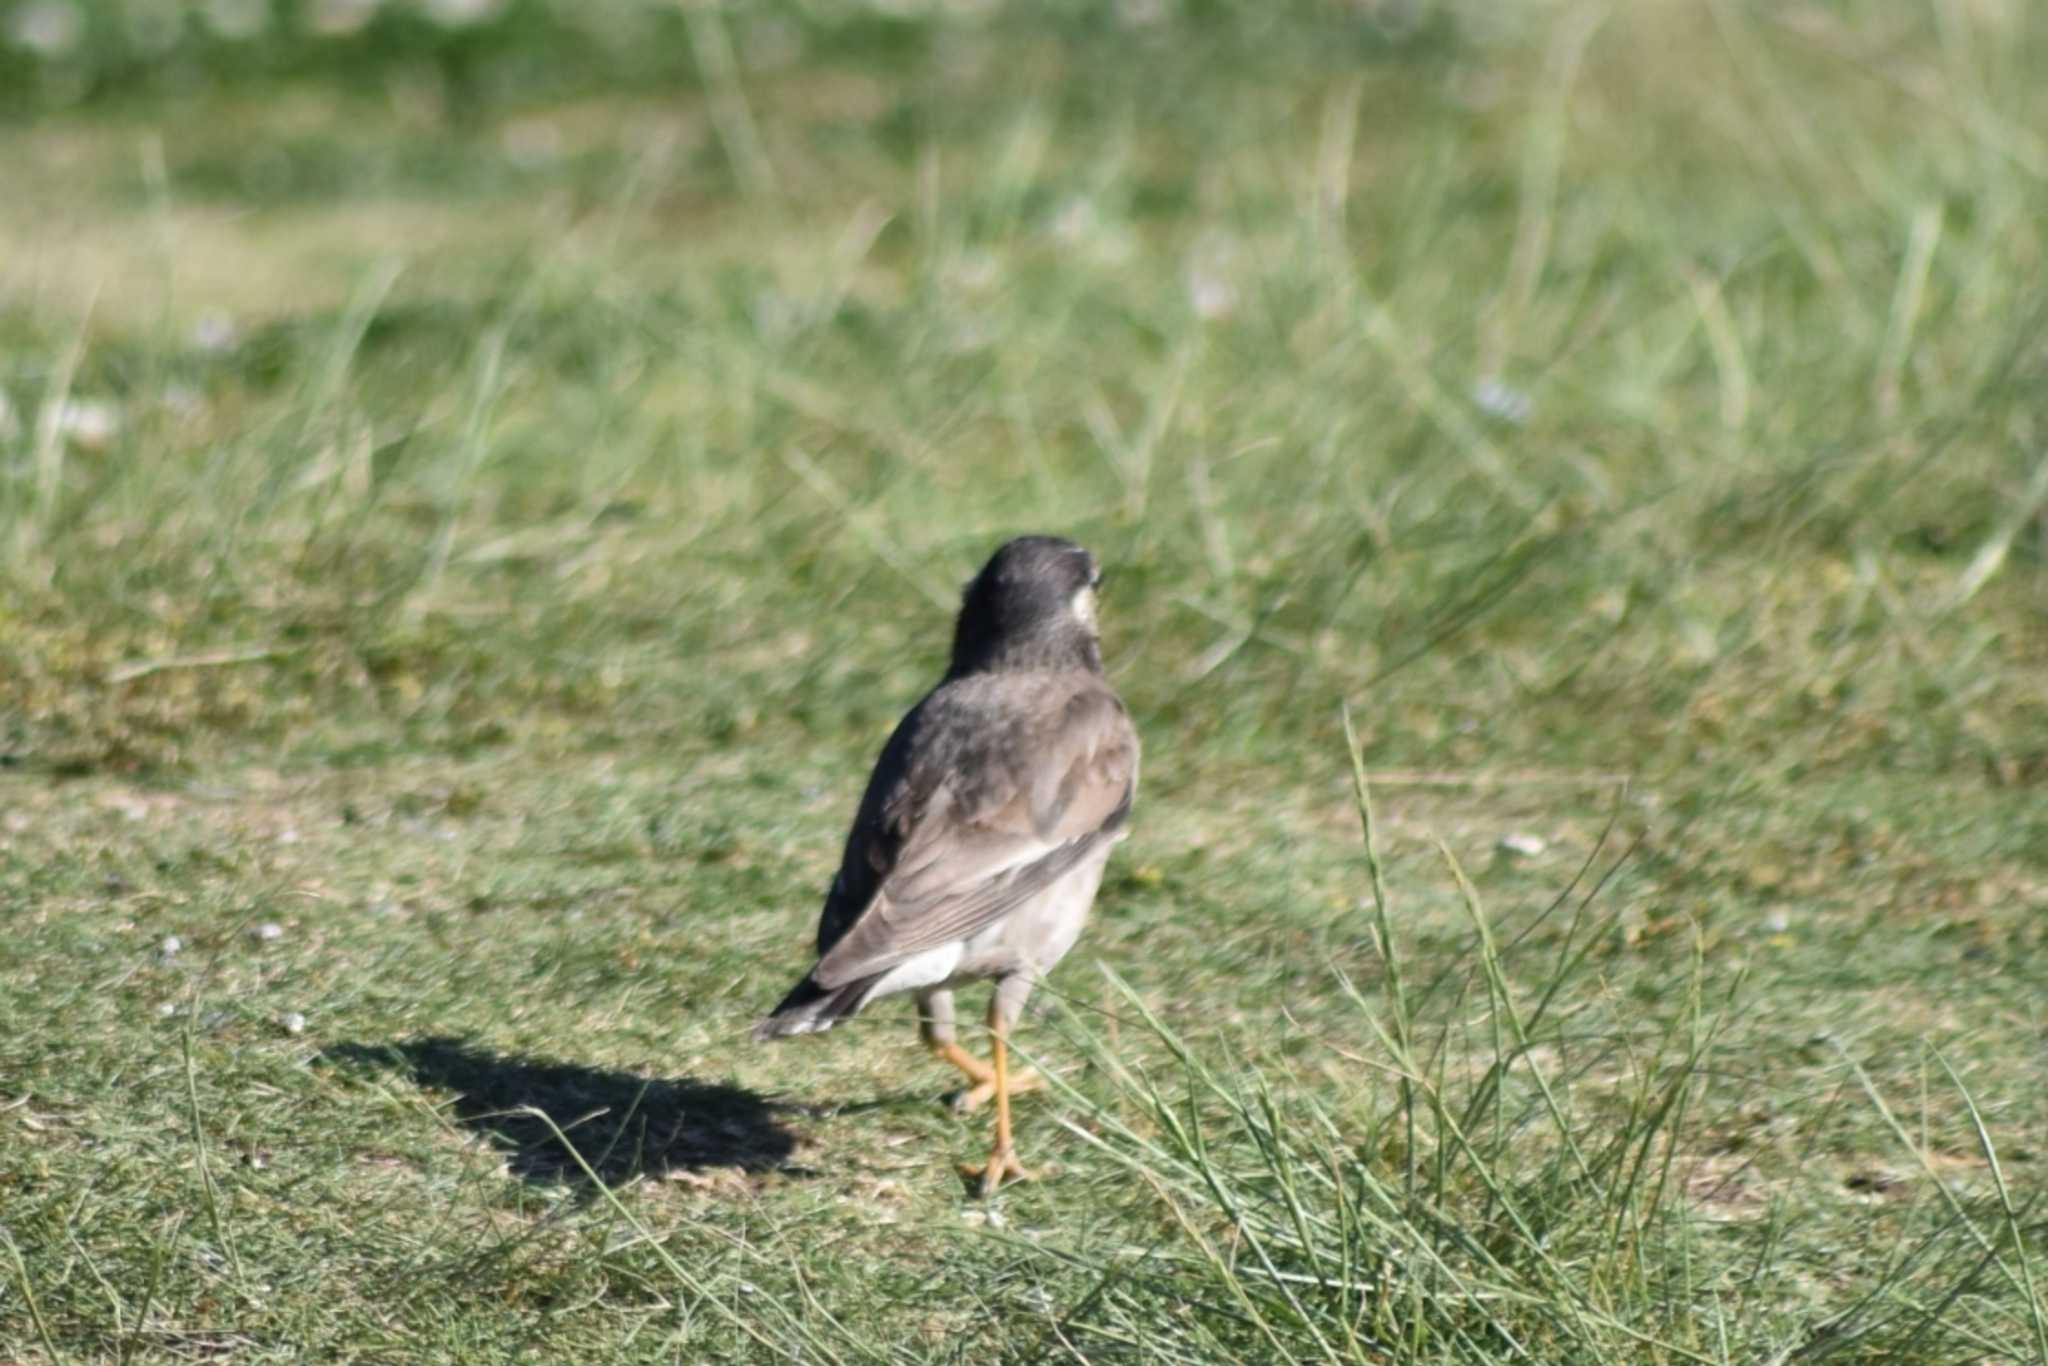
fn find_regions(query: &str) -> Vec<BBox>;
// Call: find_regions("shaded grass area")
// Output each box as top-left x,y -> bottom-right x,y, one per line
4,1 -> 2047,1360
321,1038 -> 802,1184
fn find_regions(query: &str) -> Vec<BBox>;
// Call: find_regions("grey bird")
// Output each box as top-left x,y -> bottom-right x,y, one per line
753,535 -> 1140,1193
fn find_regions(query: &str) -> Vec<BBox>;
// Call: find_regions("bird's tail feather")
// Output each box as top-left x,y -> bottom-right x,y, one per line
751,973 -> 879,1041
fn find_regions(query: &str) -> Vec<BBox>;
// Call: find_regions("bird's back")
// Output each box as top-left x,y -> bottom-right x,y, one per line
814,669 -> 1136,964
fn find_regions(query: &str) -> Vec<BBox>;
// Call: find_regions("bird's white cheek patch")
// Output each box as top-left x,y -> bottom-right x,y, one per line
1070,586 -> 1098,630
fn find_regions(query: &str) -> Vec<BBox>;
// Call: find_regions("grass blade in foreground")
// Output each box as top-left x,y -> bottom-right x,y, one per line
1029,749 -> 2047,1363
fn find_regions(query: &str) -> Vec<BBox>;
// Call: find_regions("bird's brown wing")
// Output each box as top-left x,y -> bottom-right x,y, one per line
810,674 -> 1138,990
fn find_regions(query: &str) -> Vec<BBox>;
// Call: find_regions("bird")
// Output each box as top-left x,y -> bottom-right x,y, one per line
753,535 -> 1140,1195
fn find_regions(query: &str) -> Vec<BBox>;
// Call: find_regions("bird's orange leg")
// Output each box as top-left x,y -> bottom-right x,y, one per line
921,991 -> 1041,1114
929,1040 -> 995,1087
927,1034 -> 1043,1114
944,1054 -> 1044,1113
961,1006 -> 1031,1194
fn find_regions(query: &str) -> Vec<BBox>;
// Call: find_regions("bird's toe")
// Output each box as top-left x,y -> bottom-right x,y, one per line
948,1066 -> 1043,1114
961,1147 -> 1032,1197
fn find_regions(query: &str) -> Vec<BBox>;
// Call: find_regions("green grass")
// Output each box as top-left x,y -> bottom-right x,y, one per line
4,1 -> 2047,1360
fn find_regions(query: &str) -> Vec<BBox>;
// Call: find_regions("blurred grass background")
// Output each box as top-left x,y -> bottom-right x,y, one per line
3,0 -> 2046,1361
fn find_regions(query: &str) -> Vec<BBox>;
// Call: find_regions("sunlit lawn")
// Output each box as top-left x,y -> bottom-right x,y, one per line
4,2 -> 2047,1360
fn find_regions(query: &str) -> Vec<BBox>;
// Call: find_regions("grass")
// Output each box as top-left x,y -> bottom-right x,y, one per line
3,0 -> 2047,1359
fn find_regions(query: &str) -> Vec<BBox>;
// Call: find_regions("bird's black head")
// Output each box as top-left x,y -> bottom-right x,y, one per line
949,535 -> 1106,676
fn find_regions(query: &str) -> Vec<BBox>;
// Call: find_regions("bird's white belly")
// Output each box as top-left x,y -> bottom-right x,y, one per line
869,942 -> 966,998
952,842 -> 1114,983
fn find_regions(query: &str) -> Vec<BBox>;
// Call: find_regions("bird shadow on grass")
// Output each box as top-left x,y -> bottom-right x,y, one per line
322,1036 -> 808,1188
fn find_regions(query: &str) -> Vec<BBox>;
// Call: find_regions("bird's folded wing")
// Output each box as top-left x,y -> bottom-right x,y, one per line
812,682 -> 1137,989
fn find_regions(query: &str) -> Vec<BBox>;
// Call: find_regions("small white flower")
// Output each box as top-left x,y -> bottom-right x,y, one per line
7,1 -> 82,57
1186,237 -> 1240,321
191,311 -> 239,354
252,922 -> 285,942
281,1011 -> 307,1035
55,398 -> 123,451
1188,268 -> 1237,321
159,934 -> 183,959
1496,832 -> 1546,859
1472,378 -> 1534,425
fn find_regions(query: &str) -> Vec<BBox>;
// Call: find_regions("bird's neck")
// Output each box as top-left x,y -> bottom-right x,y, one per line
948,629 -> 1101,678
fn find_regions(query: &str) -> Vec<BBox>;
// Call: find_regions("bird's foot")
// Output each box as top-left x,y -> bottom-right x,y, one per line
949,1067 -> 1043,1114
961,1145 -> 1032,1197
